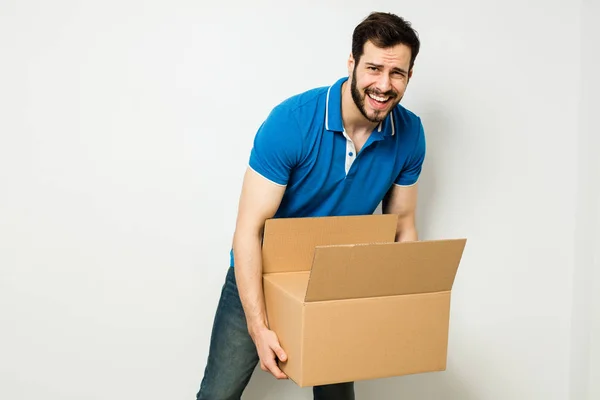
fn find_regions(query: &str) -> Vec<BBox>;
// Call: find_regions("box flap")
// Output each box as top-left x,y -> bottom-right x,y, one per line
304,239 -> 467,302
263,272 -> 310,302
262,214 -> 397,274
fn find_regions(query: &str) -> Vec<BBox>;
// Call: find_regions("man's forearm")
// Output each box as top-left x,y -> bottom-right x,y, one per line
395,218 -> 418,242
233,231 -> 268,337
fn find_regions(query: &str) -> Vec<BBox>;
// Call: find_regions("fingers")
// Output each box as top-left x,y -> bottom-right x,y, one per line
264,357 -> 287,379
259,355 -> 286,379
272,343 -> 288,362
261,345 -> 288,379
268,342 -> 288,379
256,330 -> 289,380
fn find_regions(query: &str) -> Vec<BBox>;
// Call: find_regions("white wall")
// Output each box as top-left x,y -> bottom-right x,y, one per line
0,1 -> 593,399
578,1 -> 600,399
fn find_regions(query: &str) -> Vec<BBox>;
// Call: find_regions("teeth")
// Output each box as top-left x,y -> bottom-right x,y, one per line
368,93 -> 389,102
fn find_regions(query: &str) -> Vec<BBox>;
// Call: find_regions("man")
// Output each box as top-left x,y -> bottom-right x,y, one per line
196,11 -> 425,400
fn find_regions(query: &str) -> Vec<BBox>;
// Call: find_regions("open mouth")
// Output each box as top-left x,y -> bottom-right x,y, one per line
366,92 -> 393,109
367,92 -> 391,103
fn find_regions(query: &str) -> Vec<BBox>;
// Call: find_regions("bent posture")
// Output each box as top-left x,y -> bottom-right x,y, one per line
196,11 -> 425,400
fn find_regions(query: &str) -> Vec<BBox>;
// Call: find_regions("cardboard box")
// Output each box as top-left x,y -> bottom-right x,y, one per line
261,214 -> 466,387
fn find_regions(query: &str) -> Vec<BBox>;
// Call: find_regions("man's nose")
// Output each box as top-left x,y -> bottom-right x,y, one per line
375,74 -> 392,93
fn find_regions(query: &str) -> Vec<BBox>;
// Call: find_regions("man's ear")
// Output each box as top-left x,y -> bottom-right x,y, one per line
347,53 -> 355,75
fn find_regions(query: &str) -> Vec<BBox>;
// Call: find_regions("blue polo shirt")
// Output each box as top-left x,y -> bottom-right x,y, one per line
230,76 -> 425,265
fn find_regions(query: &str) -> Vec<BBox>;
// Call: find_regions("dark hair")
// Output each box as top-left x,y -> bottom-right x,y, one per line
351,12 -> 420,70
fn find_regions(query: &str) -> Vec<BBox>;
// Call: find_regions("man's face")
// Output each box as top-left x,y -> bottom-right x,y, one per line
348,41 -> 413,123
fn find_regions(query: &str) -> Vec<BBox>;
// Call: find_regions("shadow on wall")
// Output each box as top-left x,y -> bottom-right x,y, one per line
243,367 -> 312,399
355,370 -> 476,400
242,367 -> 476,400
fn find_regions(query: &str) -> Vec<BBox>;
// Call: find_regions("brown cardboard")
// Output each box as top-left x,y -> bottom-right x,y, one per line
262,214 -> 397,273
262,214 -> 466,387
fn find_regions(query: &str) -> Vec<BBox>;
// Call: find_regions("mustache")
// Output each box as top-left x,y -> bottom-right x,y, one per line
364,87 -> 397,98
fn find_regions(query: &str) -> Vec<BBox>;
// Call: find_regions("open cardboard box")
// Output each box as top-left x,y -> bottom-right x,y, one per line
261,214 -> 466,387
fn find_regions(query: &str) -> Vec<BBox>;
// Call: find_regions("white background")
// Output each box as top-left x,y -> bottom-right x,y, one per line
1,1 -> 598,399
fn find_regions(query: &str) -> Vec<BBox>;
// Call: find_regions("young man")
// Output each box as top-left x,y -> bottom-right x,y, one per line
196,11 -> 425,400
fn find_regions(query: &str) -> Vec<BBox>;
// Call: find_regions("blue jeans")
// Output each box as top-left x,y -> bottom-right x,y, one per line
196,267 -> 355,400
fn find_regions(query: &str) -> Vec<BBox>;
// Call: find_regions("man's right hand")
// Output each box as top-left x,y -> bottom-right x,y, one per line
250,325 -> 288,380
233,167 -> 289,380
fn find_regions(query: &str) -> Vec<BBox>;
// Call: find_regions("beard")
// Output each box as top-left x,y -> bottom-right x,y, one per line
350,66 -> 401,123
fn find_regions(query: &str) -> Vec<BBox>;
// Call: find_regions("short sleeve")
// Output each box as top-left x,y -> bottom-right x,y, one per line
394,118 -> 426,186
248,104 -> 302,186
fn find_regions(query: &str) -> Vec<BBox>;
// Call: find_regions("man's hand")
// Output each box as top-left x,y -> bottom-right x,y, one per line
250,325 -> 288,379
232,167 -> 288,379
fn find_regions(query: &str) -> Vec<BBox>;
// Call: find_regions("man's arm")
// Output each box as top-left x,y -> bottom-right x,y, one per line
382,183 -> 419,242
232,166 -> 288,379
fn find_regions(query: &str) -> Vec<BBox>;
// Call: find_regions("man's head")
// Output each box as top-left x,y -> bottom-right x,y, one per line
347,12 -> 420,123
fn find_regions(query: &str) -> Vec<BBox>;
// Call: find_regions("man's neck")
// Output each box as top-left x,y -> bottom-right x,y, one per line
340,81 -> 378,138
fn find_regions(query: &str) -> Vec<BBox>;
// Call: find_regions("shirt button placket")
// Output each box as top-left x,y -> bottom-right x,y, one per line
345,139 -> 356,176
